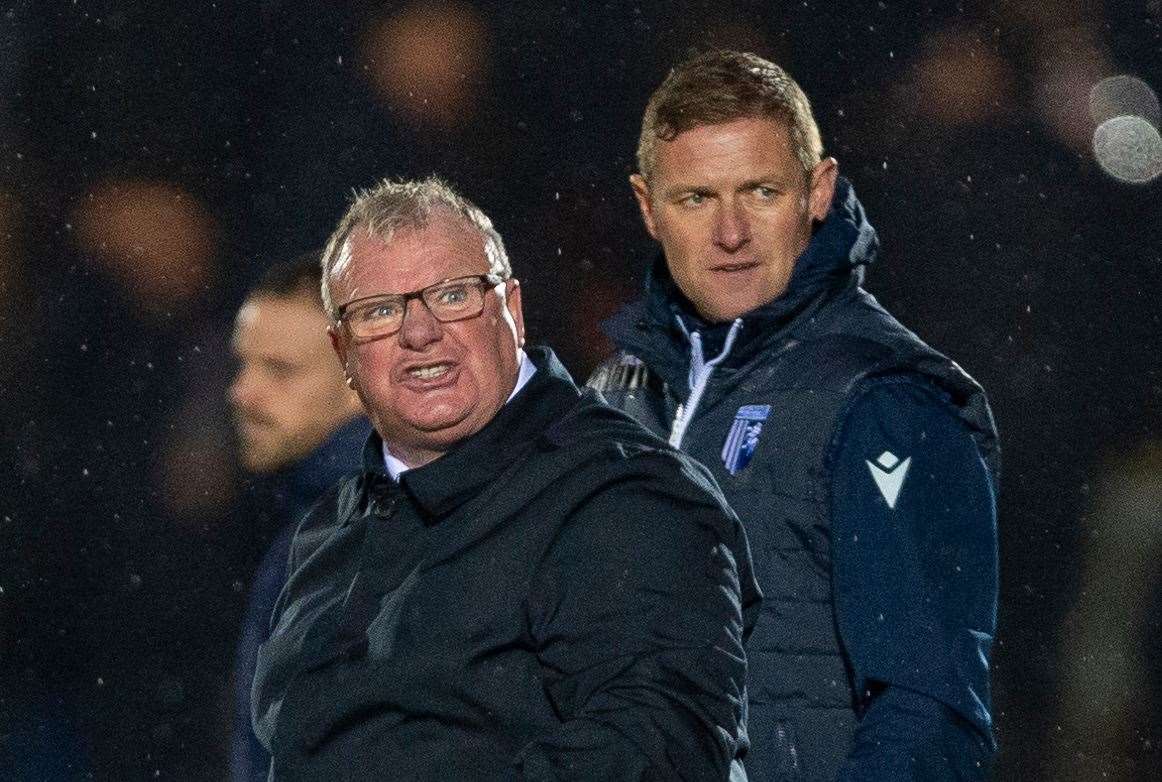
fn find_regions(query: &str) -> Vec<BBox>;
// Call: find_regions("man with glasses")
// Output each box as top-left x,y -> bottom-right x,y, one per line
250,176 -> 760,781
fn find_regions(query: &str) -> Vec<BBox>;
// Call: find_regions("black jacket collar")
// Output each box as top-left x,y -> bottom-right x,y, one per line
358,346 -> 581,521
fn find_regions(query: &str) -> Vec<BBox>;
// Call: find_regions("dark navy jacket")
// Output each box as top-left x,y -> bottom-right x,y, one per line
589,178 -> 1000,781
250,347 -> 760,781
230,416 -> 369,782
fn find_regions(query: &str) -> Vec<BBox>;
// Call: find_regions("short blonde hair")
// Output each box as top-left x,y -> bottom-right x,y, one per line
637,50 -> 823,181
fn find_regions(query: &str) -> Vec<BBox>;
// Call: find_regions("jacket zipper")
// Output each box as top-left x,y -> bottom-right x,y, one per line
668,318 -> 743,448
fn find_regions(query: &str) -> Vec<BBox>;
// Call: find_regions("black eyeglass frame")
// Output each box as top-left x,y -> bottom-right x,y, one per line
333,273 -> 507,337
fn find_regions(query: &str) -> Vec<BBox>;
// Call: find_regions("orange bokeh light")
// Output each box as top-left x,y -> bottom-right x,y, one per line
360,0 -> 489,130
74,179 -> 217,317
912,29 -> 1016,127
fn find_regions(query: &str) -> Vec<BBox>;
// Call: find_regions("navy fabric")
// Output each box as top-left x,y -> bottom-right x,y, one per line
230,416 -> 369,782
831,377 -> 997,780
592,176 -> 999,780
251,347 -> 760,781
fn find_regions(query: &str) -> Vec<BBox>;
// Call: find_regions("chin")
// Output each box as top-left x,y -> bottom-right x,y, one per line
388,409 -> 473,446
407,403 -> 472,431
696,301 -> 747,323
243,456 -> 274,474
716,289 -> 782,321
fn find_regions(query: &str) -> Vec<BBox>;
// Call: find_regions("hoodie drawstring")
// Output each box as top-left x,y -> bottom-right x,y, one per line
668,317 -> 743,449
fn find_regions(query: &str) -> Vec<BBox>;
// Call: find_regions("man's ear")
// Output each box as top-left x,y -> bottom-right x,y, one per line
629,174 -> 659,240
504,279 -> 526,347
808,157 -> 839,222
328,325 -> 351,383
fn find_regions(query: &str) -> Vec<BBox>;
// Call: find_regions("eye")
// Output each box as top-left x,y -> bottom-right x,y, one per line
265,359 -> 297,381
679,192 -> 707,207
359,300 -> 403,321
755,185 -> 778,198
434,284 -> 470,305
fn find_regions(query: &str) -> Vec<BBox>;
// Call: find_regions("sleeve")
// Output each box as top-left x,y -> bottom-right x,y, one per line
828,375 -> 998,781
515,450 -> 759,782
230,523 -> 294,782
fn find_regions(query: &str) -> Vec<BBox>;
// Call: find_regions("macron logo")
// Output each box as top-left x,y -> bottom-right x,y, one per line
866,450 -> 911,510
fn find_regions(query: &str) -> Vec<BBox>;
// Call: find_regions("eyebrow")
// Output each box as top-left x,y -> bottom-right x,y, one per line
660,175 -> 792,199
262,356 -> 303,371
660,183 -> 713,200
738,177 -> 790,191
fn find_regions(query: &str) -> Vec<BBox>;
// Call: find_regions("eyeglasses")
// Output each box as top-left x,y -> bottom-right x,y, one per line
335,274 -> 505,340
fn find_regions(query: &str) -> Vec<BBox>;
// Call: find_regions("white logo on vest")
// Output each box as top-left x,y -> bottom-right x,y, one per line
721,404 -> 772,475
866,450 -> 911,509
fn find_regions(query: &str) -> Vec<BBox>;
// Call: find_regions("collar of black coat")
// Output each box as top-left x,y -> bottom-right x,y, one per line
355,345 -> 581,522
601,176 -> 879,384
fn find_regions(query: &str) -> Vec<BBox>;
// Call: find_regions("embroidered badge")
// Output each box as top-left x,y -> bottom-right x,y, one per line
721,404 -> 772,475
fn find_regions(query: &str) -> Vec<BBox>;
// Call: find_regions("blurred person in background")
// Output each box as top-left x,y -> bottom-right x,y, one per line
1053,441 -> 1162,781
250,176 -> 759,780
228,255 -> 368,782
589,50 -> 1001,781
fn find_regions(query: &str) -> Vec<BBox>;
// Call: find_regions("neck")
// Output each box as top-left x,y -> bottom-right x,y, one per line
392,443 -> 446,470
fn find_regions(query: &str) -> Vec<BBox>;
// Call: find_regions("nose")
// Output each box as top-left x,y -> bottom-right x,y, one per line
229,366 -> 256,410
713,199 -> 751,252
396,296 -> 442,350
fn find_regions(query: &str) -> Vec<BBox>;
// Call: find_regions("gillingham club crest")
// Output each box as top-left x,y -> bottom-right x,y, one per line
721,404 -> 771,475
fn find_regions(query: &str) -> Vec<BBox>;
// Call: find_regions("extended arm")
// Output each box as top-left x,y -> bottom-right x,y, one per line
516,451 -> 760,781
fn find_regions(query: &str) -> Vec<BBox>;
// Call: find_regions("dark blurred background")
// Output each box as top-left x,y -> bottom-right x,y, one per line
1,1 -> 1159,779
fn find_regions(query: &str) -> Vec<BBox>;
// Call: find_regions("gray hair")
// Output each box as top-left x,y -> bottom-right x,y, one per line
319,175 -> 511,319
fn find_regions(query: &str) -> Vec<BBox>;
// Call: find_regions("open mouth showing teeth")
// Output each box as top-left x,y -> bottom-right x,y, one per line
410,364 -> 452,380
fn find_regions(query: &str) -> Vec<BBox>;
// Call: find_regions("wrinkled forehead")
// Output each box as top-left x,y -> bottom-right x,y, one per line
331,217 -> 490,299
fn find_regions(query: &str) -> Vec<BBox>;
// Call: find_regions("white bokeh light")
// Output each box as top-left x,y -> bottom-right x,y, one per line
1092,115 -> 1162,184
1089,74 -> 1161,129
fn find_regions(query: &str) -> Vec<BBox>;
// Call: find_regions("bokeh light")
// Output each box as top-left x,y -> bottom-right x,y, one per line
912,28 -> 1015,126
360,0 -> 489,131
1089,74 -> 1161,129
156,394 -> 238,525
1033,26 -> 1112,153
74,179 -> 217,317
1092,115 -> 1162,184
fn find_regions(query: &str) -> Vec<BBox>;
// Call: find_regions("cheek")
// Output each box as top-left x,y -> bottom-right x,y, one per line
656,222 -> 703,268
461,347 -> 497,392
663,216 -> 702,246
762,210 -> 807,250
301,376 -> 338,408
274,386 -> 312,424
284,405 -> 315,435
352,344 -> 393,377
